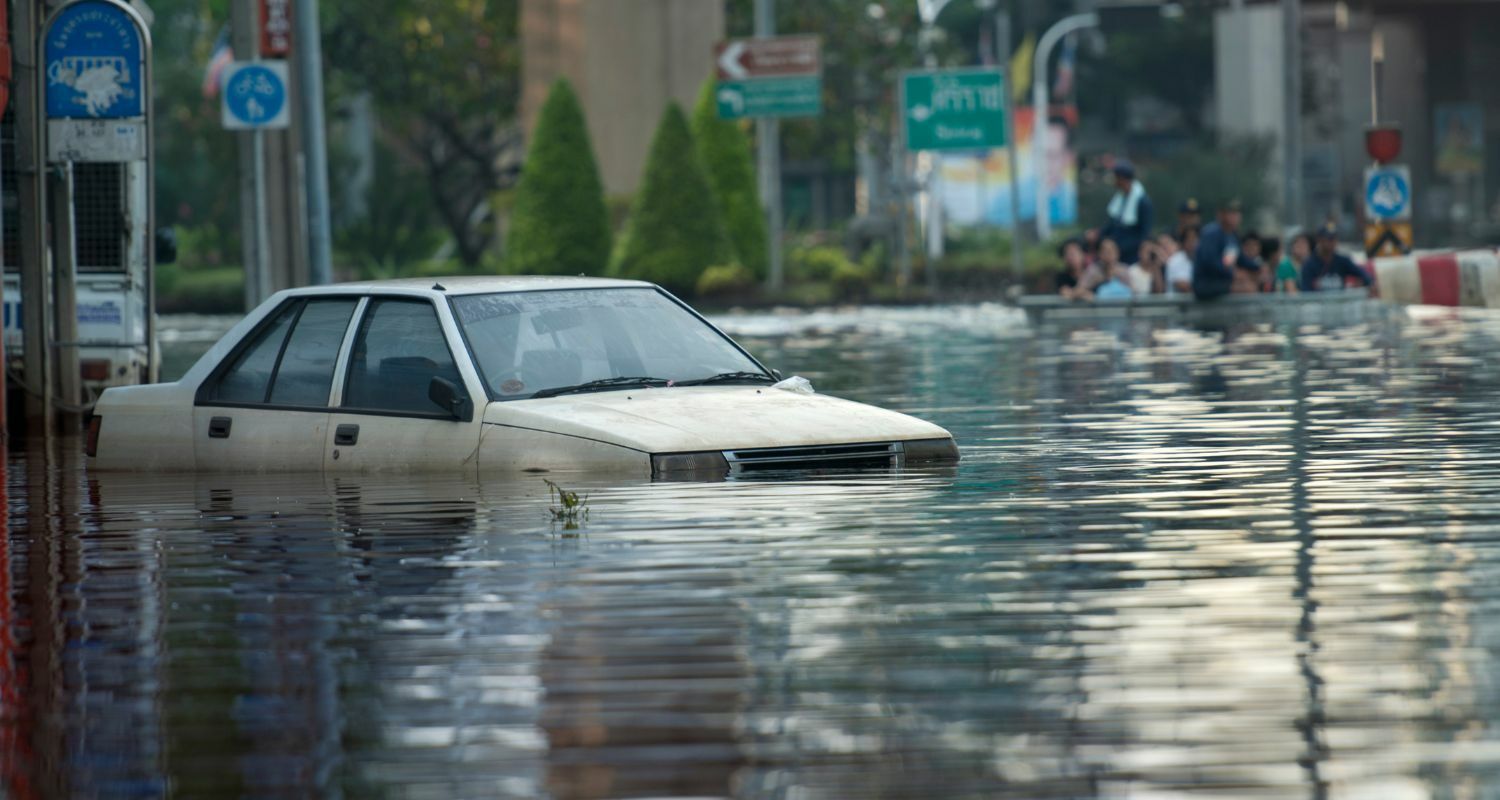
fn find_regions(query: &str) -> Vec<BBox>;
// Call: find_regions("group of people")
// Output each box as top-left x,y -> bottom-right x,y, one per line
1056,160 -> 1375,302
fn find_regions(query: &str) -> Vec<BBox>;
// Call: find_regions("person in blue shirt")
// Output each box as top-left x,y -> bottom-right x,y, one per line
1192,199 -> 1258,300
1099,159 -> 1152,264
1301,223 -> 1374,291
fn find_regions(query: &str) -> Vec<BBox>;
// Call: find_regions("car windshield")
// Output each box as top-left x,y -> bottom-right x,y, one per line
450,288 -> 769,400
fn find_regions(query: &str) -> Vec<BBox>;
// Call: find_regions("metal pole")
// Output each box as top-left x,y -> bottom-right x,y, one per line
755,0 -> 783,291
49,163 -> 79,424
1283,0 -> 1302,229
895,77 -> 912,290
996,9 -> 1024,286
293,0 -> 333,285
253,130 -> 273,301
1031,12 -> 1098,242
16,0 -> 52,432
232,0 -> 264,308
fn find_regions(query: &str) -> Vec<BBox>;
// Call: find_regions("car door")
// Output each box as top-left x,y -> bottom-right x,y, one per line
193,296 -> 360,471
324,297 -> 485,473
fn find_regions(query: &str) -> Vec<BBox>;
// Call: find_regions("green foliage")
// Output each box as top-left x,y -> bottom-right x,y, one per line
155,265 -> 245,314
788,245 -> 856,282
545,480 -> 589,531
506,80 -> 612,276
691,79 -> 768,279
612,104 -> 732,295
695,264 -> 757,298
325,0 -> 522,265
335,141 -> 446,278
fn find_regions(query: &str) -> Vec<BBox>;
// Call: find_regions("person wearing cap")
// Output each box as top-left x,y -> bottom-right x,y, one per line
1099,159 -> 1153,264
1178,198 -> 1202,233
1192,199 -> 1259,300
1301,224 -> 1373,292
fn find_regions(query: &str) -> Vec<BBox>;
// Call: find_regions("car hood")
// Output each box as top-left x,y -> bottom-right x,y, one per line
483,385 -> 950,453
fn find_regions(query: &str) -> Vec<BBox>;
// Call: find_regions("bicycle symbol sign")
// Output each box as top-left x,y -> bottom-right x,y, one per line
1364,165 -> 1412,222
221,61 -> 290,130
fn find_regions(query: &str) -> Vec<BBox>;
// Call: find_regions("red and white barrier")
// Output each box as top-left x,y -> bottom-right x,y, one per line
1370,249 -> 1500,308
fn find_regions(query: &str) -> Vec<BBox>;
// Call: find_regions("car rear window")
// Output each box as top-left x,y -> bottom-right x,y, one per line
202,298 -> 357,407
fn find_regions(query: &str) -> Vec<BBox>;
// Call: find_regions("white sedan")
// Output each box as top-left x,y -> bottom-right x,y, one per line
88,277 -> 958,478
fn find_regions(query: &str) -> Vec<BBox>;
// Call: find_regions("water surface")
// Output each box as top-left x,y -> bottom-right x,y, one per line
8,302 -> 1500,798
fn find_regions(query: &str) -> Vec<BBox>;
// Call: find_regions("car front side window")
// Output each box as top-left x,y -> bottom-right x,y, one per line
342,299 -> 467,416
202,298 -> 357,407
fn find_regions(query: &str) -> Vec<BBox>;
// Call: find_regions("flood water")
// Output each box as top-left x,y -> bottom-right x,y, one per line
9,301 -> 1500,798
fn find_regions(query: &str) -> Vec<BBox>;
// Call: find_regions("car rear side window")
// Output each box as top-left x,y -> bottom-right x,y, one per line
203,298 -> 357,407
203,302 -> 299,404
343,299 -> 466,415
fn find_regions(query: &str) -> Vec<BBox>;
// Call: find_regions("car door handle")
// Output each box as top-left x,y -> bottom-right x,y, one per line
208,416 -> 232,439
334,424 -> 360,446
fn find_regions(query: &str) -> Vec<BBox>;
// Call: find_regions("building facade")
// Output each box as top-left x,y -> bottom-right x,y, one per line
520,0 -> 725,196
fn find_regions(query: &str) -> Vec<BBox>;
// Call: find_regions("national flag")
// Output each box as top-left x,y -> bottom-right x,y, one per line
1052,34 -> 1077,100
201,27 -> 234,99
1009,35 -> 1034,105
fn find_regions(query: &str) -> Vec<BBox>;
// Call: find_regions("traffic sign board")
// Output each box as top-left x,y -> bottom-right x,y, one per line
716,36 -> 820,80
716,77 -> 821,120
44,0 -> 146,120
902,68 -> 1008,152
222,61 -> 290,130
1364,164 -> 1412,221
715,36 -> 822,120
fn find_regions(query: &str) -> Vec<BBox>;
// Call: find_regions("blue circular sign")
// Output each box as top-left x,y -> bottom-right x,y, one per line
225,65 -> 287,126
1365,169 -> 1411,220
44,1 -> 145,119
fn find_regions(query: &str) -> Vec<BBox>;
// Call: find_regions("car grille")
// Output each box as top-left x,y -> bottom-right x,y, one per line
723,442 -> 901,472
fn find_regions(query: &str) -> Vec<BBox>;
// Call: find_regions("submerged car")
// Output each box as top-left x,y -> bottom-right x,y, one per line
88,277 -> 958,478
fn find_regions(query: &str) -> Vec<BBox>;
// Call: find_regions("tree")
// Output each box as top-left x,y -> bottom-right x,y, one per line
690,78 -> 767,279
505,80 -> 611,275
324,0 -> 522,266
612,104 -> 732,295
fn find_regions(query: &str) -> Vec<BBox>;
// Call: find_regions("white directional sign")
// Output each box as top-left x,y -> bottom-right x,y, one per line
221,61 -> 290,130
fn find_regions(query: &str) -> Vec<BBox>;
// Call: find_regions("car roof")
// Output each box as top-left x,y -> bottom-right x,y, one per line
278,275 -> 654,298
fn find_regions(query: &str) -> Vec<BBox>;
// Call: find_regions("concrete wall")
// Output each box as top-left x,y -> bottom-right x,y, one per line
1214,6 -> 1285,229
521,0 -> 724,196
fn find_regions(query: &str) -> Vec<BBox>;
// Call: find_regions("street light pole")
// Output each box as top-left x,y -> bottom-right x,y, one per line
1031,12 -> 1098,242
755,0 -> 784,291
293,0 -> 333,285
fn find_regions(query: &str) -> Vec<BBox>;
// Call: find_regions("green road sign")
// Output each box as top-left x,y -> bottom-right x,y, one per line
716,76 -> 821,120
902,68 -> 1008,151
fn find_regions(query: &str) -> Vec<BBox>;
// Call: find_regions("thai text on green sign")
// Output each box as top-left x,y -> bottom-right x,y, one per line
902,68 -> 1008,151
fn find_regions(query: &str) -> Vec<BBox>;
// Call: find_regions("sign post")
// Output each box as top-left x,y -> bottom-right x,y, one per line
1363,164 -> 1412,257
222,59 -> 290,306
40,0 -> 155,421
901,68 -> 1009,292
716,31 -> 822,291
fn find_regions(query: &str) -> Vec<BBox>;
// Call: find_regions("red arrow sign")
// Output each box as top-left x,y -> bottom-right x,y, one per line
715,36 -> 821,81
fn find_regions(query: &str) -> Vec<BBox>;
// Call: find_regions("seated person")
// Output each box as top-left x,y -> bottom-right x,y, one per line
1094,239 -> 1135,300
1259,235 -> 1283,292
1160,231 -> 1194,296
1055,238 -> 1103,301
1231,232 -> 1265,294
1301,223 -> 1374,292
1276,233 -> 1311,294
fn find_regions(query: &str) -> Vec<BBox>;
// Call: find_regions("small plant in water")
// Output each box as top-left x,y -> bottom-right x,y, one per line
545,479 -> 589,529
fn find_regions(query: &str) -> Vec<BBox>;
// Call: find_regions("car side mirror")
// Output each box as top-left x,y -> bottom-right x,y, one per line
771,369 -> 783,380
428,376 -> 472,421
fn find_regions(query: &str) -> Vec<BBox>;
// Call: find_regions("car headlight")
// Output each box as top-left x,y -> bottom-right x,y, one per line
902,437 -> 960,463
651,451 -> 730,478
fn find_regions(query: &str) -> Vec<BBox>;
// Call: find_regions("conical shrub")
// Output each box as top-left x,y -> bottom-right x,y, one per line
506,79 -> 611,275
612,103 -> 731,294
691,78 -> 767,280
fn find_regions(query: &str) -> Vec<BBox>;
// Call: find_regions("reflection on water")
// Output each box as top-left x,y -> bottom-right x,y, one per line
10,303 -> 1500,797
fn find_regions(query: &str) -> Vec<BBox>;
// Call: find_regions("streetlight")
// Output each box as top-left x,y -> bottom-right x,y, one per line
1029,3 -> 1181,242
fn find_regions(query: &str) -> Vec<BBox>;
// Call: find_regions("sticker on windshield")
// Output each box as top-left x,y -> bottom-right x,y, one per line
500,378 -> 525,395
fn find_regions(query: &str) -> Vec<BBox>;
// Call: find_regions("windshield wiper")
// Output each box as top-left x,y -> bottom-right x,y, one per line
675,371 -> 777,387
530,376 -> 671,399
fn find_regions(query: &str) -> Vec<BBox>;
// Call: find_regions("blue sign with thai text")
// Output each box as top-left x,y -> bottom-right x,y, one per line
45,1 -> 144,119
